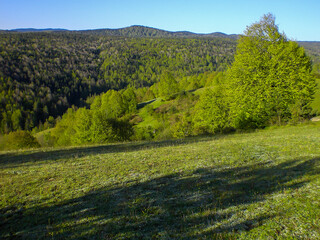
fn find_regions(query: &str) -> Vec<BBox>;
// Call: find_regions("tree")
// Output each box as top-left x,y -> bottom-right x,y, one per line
123,87 -> 137,114
73,108 -> 92,144
11,109 -> 23,131
89,110 -> 114,143
193,79 -> 230,134
50,108 -> 76,146
157,72 -> 179,97
100,90 -> 126,119
227,13 -> 315,129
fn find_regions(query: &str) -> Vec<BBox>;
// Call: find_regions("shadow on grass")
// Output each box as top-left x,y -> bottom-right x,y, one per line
1,158 -> 319,239
0,136 -> 215,167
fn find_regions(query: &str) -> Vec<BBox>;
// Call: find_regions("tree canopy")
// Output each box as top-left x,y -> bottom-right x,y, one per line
227,13 -> 315,128
0,32 -> 236,134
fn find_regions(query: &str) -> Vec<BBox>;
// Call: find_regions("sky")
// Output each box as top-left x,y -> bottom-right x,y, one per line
0,0 -> 319,41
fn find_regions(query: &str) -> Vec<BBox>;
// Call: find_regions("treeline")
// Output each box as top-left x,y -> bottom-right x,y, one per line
0,32 -> 236,133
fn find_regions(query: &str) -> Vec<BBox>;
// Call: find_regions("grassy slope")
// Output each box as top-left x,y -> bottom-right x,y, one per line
1,123 -> 320,239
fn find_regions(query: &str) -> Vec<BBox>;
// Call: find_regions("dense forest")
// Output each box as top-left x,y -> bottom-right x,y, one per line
0,30 -> 236,133
0,21 -> 319,149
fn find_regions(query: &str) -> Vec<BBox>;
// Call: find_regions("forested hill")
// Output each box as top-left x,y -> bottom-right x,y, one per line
0,27 -> 319,134
299,41 -> 320,65
5,25 -> 239,39
0,31 -> 236,133
78,25 -> 240,39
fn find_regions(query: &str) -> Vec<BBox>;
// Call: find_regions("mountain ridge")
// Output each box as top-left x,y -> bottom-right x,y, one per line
2,26 -> 319,42
3,25 -> 239,39
4,28 -> 69,32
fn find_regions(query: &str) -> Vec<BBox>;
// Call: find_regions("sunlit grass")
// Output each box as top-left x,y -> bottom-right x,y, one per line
1,122 -> 320,239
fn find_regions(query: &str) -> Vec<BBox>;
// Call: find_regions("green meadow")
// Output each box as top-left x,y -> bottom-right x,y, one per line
1,123 -> 320,239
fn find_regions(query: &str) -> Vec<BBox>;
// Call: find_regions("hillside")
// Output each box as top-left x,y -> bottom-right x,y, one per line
1,123 -> 319,239
299,41 -> 320,59
0,31 -> 236,133
8,28 -> 69,32
5,25 -> 239,39
0,26 -> 319,135
79,25 -> 240,39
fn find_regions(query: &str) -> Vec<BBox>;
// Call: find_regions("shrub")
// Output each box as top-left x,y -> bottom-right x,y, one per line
3,130 -> 40,150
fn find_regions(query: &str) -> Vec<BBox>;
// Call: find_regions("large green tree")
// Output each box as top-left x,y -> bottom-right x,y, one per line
227,13 -> 315,129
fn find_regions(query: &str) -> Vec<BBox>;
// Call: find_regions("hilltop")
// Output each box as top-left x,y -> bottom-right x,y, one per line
78,25 -> 240,39
3,25 -> 239,39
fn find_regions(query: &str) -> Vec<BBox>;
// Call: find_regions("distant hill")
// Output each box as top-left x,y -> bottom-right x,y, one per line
2,25 -> 239,39
9,28 -> 69,32
3,26 -> 320,43
299,41 -> 320,64
78,25 -> 240,39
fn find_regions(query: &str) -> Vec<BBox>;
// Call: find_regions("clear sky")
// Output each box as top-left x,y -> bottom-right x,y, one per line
0,0 -> 319,41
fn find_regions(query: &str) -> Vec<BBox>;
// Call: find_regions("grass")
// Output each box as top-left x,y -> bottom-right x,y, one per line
1,123 -> 320,239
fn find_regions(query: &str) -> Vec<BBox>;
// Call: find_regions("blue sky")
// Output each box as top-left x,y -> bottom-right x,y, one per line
0,0 -> 319,41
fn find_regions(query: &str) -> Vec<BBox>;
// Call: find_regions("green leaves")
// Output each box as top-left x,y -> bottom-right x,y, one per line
157,72 -> 179,98
227,13 -> 315,129
2,130 -> 40,150
50,88 -> 136,146
193,78 -> 230,134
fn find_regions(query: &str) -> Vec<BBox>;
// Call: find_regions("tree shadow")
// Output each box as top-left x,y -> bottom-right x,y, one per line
1,158 -> 318,239
0,136 -> 214,167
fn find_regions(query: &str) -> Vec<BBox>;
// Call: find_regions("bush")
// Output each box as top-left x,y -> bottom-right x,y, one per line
132,126 -> 155,141
3,131 -> 40,150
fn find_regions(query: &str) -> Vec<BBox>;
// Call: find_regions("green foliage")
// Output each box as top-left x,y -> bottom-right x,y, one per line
1,28 -> 319,136
98,37 -> 236,89
0,31 -> 237,134
1,22 -> 319,143
227,13 -> 316,129
89,111 -> 114,143
311,77 -> 320,114
0,33 -> 104,133
50,88 -> 135,146
122,87 -> 138,114
50,108 -> 76,146
157,72 -> 179,98
11,109 -> 23,131
193,81 -> 230,134
172,113 -> 193,138
101,90 -> 125,119
132,126 -> 155,141
1,130 -> 40,150
73,108 -> 92,144
132,90 -> 198,141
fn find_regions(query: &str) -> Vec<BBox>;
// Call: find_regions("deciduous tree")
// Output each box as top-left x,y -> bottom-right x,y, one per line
227,13 -> 315,128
